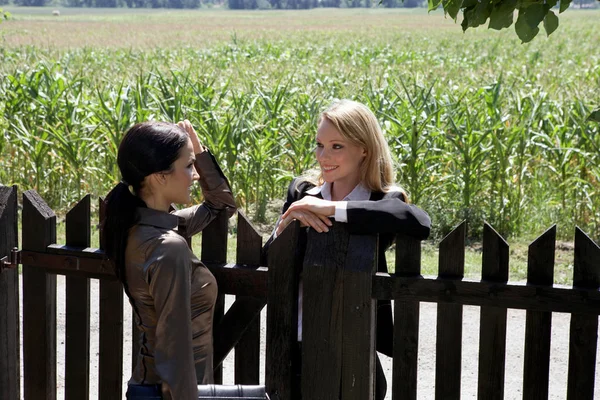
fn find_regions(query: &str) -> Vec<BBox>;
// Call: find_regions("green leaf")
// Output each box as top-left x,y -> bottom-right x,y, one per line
588,108 -> 600,123
514,4 -> 545,43
443,0 -> 463,20
428,0 -> 442,12
462,0 -> 493,30
488,0 -> 517,30
544,0 -> 558,10
559,0 -> 572,13
543,11 -> 559,36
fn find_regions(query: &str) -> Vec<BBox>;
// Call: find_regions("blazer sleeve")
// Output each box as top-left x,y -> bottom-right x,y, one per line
345,191 -> 431,240
146,235 -> 198,400
172,149 -> 237,237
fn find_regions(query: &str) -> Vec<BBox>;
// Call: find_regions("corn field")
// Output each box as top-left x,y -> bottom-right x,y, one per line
0,9 -> 599,240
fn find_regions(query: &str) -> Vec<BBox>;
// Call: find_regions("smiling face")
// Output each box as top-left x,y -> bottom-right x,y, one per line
315,117 -> 366,189
163,138 -> 199,205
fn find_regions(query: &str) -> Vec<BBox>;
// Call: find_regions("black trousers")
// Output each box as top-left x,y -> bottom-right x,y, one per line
126,384 -> 162,399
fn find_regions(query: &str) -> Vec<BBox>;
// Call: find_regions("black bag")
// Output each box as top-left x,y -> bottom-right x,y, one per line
197,385 -> 269,400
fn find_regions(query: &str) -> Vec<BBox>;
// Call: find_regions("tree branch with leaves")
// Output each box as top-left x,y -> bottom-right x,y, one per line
430,0 -> 599,43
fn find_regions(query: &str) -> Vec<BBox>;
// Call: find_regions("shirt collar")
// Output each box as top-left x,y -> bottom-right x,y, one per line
306,182 -> 371,201
135,207 -> 179,230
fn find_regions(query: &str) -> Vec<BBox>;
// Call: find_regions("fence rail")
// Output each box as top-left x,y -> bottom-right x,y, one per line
1,185 -> 599,399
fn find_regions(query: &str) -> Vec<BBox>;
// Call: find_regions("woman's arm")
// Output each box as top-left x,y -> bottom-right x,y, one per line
344,193 -> 431,239
146,235 -> 198,400
283,191 -> 431,240
173,149 -> 237,237
272,179 -> 332,236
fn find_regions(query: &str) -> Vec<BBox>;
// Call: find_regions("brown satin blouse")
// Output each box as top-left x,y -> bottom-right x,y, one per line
124,150 -> 236,400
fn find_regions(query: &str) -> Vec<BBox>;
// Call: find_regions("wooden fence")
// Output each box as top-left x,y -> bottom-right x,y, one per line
1,184 -> 599,399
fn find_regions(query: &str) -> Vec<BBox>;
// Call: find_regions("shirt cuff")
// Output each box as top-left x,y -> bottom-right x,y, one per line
334,201 -> 348,223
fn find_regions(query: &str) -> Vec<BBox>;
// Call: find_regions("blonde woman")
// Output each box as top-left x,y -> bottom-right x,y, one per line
266,99 -> 431,400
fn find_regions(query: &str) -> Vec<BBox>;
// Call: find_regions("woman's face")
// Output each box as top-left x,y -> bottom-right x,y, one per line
163,138 -> 199,204
315,118 -> 366,187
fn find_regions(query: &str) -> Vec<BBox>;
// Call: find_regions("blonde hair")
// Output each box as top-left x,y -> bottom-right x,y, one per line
308,99 -> 405,198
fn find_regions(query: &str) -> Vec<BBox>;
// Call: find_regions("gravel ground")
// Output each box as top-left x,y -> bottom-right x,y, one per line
17,275 -> 600,399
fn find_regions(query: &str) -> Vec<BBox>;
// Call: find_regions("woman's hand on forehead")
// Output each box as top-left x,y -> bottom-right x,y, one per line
177,119 -> 204,154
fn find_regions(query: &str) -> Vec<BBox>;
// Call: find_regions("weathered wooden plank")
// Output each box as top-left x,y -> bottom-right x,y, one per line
435,221 -> 465,400
98,197 -> 123,400
132,317 -> 141,375
22,190 -> 57,400
566,227 -> 600,400
340,232 -> 377,400
236,210 -> 262,267
213,296 -> 265,370
65,195 -> 91,400
393,234 -> 422,400
202,210 -> 229,384
372,274 -> 600,313
523,225 -> 555,399
302,225 -> 345,400
0,185 -> 20,400
395,234 -> 422,277
235,318 -> 260,385
477,223 -> 508,400
265,221 -> 302,400
235,212 -> 263,384
202,210 -> 229,264
207,263 -> 267,297
20,249 -> 116,280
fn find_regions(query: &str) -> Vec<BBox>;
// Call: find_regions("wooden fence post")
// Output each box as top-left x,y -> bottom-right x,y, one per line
65,195 -> 91,400
266,221 -> 301,400
22,190 -> 57,400
301,223 -> 377,400
202,210 -> 229,384
523,225 -> 556,399
566,227 -> 600,399
98,198 -> 124,400
477,223 -> 509,400
340,230 -> 377,400
435,221 -> 465,400
0,185 -> 19,400
393,233 -> 422,400
234,211 -> 263,385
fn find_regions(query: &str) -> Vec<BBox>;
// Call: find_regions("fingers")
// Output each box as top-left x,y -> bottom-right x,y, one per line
177,119 -> 192,135
177,119 -> 203,154
277,210 -> 330,234
283,198 -> 335,219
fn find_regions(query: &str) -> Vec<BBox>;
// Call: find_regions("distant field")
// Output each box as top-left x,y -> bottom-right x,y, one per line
1,9 -> 599,242
0,7 -> 463,48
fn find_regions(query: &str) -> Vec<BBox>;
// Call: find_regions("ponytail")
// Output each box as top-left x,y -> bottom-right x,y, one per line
102,182 -> 147,284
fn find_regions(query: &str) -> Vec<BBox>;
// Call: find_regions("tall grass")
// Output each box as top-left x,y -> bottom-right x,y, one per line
0,10 -> 599,240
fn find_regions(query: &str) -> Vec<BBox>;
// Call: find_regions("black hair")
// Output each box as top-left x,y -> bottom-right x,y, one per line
102,121 -> 189,285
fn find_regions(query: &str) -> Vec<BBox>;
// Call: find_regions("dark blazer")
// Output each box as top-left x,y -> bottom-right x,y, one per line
265,178 -> 431,357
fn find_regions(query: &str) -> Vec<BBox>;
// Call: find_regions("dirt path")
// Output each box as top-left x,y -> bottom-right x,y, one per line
18,276 -> 600,399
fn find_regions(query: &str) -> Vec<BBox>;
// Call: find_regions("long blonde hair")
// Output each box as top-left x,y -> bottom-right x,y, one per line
308,99 -> 405,197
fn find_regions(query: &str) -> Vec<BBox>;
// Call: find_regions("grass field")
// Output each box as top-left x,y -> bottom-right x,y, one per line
1,8 -> 599,281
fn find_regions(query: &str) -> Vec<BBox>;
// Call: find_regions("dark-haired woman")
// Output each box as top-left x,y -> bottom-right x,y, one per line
102,120 -> 236,400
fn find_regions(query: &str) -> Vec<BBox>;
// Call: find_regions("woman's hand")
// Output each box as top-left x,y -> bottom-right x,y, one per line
177,119 -> 204,155
276,208 -> 332,236
282,196 -> 336,219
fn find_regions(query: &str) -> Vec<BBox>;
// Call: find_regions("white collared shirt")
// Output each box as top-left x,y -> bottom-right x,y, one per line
305,181 -> 371,222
